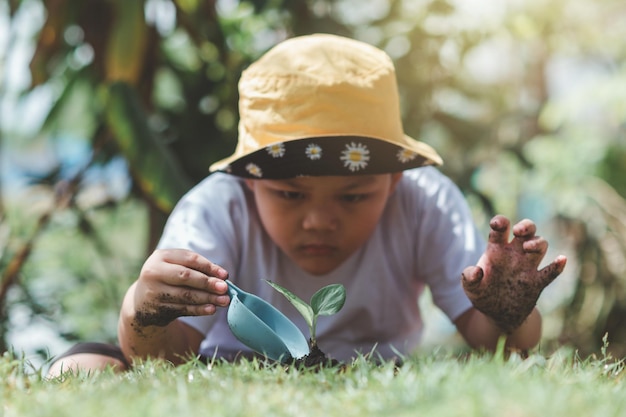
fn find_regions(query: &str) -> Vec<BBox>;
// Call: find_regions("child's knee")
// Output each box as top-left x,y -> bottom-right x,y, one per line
47,343 -> 129,377
47,353 -> 128,377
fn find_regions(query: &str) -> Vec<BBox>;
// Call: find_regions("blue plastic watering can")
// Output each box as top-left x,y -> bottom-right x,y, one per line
225,280 -> 310,362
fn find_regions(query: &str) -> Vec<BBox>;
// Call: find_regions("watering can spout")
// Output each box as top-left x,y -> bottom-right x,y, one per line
226,281 -> 241,299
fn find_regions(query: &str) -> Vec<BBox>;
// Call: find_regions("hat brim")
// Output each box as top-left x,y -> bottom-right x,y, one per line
209,135 -> 442,179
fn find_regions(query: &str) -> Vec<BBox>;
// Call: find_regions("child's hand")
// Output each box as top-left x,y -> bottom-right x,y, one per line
132,249 -> 230,328
461,215 -> 567,334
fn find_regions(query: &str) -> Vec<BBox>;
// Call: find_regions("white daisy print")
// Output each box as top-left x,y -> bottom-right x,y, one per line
246,163 -> 263,177
397,148 -> 417,163
266,143 -> 286,158
305,143 -> 322,160
340,142 -> 370,172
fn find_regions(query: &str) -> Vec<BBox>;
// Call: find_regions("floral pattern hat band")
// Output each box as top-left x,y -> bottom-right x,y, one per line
209,33 -> 443,179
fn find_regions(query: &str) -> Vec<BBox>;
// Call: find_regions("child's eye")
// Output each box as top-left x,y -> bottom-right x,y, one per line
278,190 -> 305,200
341,194 -> 368,203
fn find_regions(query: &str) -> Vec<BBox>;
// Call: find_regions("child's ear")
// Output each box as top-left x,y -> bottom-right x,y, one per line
389,172 -> 403,193
244,179 -> 256,192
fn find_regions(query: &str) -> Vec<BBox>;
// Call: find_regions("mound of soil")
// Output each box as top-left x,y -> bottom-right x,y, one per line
291,342 -> 342,370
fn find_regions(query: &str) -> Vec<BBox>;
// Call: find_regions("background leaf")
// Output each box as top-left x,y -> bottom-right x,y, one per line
104,81 -> 193,213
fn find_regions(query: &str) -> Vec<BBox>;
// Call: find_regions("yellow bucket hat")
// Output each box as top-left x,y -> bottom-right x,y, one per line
210,33 -> 443,179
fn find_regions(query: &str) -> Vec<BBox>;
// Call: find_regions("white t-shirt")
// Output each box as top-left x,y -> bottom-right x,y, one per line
158,167 -> 485,361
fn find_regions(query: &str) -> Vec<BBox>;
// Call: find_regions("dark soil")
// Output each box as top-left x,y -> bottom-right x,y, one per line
291,341 -> 343,370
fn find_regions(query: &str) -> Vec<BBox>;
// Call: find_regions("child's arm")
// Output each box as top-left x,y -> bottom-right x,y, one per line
454,306 -> 541,351
456,215 -> 567,351
117,249 -> 230,364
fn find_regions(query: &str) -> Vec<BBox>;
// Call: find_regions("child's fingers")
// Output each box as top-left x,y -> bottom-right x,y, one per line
487,215 -> 511,245
510,219 -> 538,252
154,286 -> 230,307
521,236 -> 547,252
537,255 -> 568,286
512,219 -> 537,239
461,265 -> 484,293
133,301 -> 221,328
161,249 -> 229,279
142,260 -> 206,290
133,284 -> 230,327
146,249 -> 229,294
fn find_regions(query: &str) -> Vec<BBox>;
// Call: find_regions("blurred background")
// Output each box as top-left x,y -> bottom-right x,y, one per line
1,0 -> 625,367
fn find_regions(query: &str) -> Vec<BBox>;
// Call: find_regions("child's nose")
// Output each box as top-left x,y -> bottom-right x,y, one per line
302,205 -> 338,231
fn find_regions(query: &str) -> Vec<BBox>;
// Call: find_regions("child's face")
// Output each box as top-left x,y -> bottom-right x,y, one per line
245,173 -> 402,276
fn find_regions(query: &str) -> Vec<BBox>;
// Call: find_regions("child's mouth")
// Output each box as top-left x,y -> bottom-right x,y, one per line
299,244 -> 336,256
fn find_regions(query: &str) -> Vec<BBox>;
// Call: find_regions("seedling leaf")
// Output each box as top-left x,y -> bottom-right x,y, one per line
266,280 -> 347,346
265,280 -> 314,328
311,284 -> 346,316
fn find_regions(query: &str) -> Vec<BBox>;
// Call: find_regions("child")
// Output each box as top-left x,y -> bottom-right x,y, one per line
48,34 -> 566,375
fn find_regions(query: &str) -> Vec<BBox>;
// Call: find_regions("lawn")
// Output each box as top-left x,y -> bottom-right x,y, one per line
2,344 -> 625,417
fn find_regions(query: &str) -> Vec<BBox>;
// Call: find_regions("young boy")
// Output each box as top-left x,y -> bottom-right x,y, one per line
48,34 -> 566,375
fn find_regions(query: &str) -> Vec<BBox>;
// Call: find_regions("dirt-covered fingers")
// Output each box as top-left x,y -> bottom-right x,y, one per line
133,287 -> 229,328
159,261 -> 228,294
519,236 -> 549,261
538,255 -> 568,286
512,219 -> 537,239
141,261 -> 230,311
461,265 -> 485,293
514,224 -> 550,266
142,250 -> 229,295
133,249 -> 232,327
509,219 -> 536,249
159,249 -> 228,280
154,286 -> 230,308
160,249 -> 229,279
487,215 -> 512,245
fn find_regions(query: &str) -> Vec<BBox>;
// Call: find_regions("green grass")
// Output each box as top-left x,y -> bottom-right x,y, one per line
2,346 -> 625,417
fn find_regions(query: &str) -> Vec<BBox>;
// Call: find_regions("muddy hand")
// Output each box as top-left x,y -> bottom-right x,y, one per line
462,215 -> 567,334
133,249 -> 230,328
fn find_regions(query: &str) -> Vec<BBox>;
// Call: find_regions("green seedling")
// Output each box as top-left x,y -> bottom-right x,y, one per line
265,280 -> 346,348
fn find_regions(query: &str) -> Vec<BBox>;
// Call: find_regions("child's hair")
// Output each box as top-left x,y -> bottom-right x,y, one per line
210,34 -> 442,179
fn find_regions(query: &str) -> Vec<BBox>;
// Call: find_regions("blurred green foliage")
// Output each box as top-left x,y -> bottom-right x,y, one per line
1,0 -> 625,360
